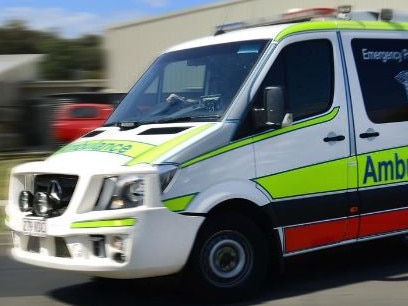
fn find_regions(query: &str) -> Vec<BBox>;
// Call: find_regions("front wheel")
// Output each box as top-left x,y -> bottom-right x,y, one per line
185,212 -> 268,300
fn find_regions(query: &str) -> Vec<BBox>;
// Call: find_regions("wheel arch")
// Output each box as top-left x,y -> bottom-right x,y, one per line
182,198 -> 284,296
191,198 -> 283,270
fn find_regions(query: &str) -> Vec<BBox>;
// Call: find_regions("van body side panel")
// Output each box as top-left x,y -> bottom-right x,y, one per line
252,32 -> 357,254
342,30 -> 408,239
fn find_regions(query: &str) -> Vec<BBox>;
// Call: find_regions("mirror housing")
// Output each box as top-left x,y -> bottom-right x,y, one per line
253,86 -> 291,129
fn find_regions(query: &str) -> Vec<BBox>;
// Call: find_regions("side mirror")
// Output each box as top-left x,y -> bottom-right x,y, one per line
264,86 -> 284,126
253,86 -> 292,129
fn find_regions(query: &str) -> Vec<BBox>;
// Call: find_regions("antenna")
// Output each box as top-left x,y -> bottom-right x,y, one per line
215,4 -> 232,36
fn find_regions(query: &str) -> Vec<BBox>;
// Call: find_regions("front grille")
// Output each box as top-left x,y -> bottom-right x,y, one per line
33,174 -> 78,218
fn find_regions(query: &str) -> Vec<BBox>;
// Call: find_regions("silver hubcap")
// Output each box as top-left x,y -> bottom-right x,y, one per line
208,238 -> 246,279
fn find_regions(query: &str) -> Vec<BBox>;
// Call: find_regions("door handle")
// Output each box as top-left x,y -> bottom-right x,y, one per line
323,135 -> 345,142
359,131 -> 380,139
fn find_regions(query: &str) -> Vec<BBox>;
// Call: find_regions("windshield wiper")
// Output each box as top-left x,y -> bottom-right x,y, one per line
105,115 -> 221,129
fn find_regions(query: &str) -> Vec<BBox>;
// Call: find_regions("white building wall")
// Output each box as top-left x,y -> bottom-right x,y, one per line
105,0 -> 408,92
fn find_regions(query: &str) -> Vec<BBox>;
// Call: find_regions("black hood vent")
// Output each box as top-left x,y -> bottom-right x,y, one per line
138,127 -> 190,135
82,130 -> 105,138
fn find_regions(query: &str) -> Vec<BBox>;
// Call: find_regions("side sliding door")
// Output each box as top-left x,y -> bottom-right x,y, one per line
342,31 -> 408,239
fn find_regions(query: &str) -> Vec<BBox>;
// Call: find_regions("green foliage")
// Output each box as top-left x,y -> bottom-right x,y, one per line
0,207 -> 6,232
0,20 -> 105,80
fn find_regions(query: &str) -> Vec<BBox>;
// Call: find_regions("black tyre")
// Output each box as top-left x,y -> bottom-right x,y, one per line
185,212 -> 268,300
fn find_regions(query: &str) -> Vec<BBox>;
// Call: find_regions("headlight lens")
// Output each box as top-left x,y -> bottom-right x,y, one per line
95,175 -> 144,210
123,180 -> 144,202
158,164 -> 179,192
94,164 -> 178,211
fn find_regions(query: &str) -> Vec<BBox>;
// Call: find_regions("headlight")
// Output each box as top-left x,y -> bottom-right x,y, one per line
158,164 -> 179,192
110,177 -> 144,209
95,175 -> 144,210
123,180 -> 144,202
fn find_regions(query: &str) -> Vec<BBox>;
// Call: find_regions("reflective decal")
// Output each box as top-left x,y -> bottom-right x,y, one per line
71,218 -> 136,228
163,194 -> 196,212
55,140 -> 154,157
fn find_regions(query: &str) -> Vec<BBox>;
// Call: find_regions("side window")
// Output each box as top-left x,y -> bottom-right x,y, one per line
236,39 -> 333,139
352,39 -> 408,123
257,39 -> 333,120
283,40 -> 333,120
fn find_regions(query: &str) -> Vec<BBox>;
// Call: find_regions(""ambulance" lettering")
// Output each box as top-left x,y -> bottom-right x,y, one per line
363,153 -> 408,184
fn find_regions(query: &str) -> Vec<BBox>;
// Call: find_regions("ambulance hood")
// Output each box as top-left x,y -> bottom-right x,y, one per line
46,123 -> 216,170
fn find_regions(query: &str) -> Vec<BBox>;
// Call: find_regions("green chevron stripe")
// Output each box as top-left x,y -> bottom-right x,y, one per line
162,194 -> 196,212
127,124 -> 214,166
275,21 -> 408,41
254,157 -> 357,199
182,107 -> 339,168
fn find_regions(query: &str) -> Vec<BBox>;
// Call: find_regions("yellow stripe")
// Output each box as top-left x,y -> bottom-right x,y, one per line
254,157 -> 357,199
163,194 -> 196,212
182,107 -> 339,168
275,20 -> 408,41
127,124 -> 213,166
71,218 -> 136,228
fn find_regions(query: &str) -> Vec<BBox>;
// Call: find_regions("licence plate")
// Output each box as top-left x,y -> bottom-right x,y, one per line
23,218 -> 46,237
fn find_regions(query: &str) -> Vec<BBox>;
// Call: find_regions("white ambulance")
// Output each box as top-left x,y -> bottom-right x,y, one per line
6,6 -> 408,298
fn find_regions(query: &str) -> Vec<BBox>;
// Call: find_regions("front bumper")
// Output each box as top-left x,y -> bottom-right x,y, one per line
7,207 -> 204,279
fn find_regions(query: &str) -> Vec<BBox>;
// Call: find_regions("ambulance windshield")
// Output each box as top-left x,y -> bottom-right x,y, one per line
106,40 -> 268,126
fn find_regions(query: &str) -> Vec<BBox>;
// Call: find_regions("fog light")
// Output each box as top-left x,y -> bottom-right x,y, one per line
33,192 -> 51,216
113,252 -> 126,263
90,235 -> 106,258
19,191 -> 34,212
112,236 -> 124,251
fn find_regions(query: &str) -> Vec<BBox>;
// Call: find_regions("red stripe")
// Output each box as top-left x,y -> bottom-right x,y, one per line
284,209 -> 408,253
284,219 -> 354,253
359,208 -> 408,237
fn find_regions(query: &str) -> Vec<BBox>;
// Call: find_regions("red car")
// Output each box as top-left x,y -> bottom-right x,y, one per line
53,103 -> 114,143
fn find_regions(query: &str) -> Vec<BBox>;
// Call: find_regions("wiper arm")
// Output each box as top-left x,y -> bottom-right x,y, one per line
105,115 -> 221,129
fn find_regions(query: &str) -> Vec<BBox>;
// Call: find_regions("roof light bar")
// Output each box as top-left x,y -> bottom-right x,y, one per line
214,6 -> 408,35
282,8 -> 337,21
215,7 -> 337,34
